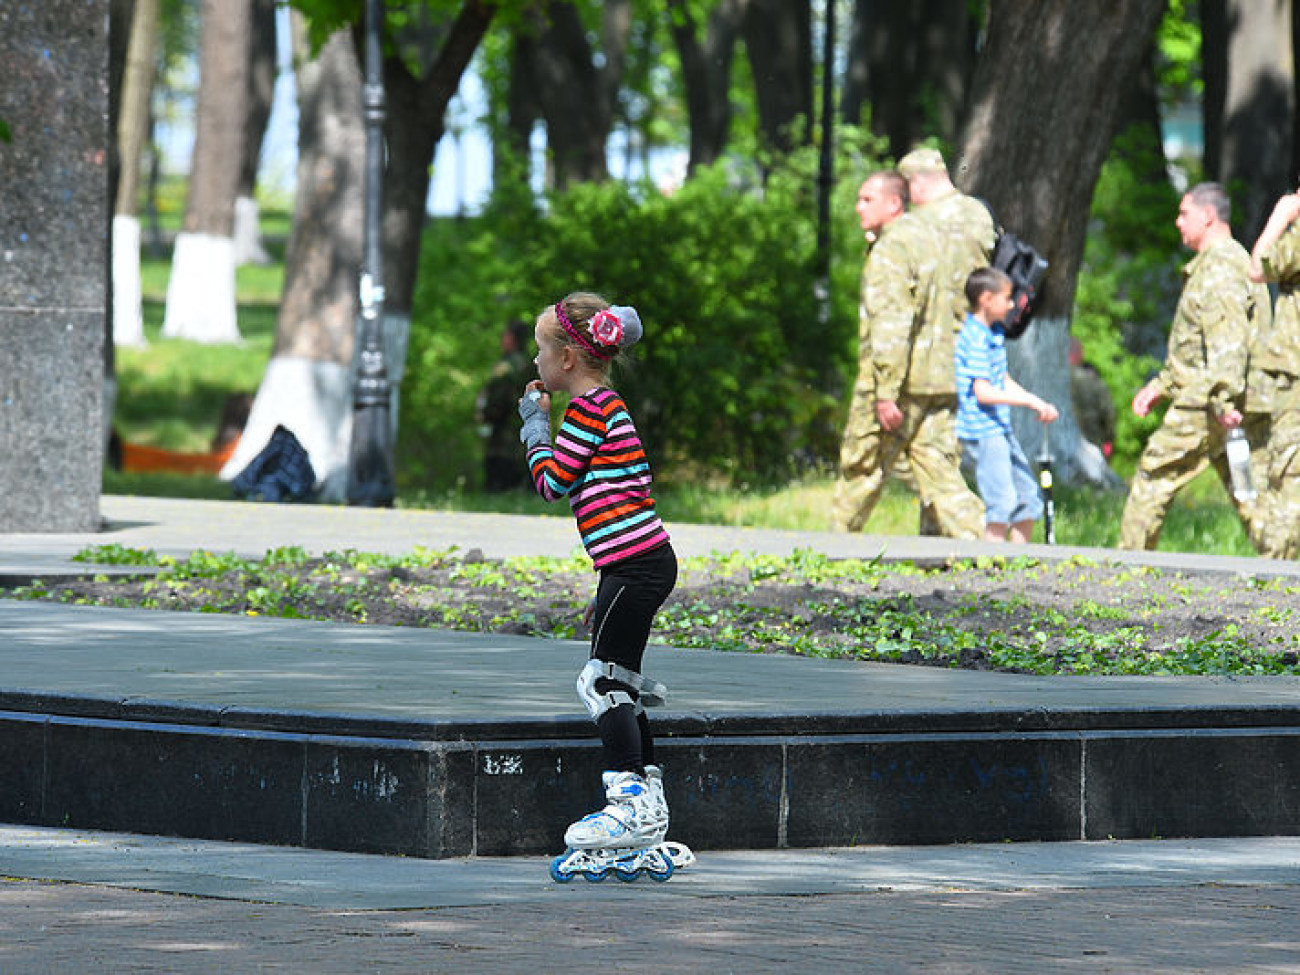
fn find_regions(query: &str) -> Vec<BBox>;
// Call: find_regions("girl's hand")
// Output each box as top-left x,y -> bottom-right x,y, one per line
524,380 -> 551,414
1035,399 -> 1058,423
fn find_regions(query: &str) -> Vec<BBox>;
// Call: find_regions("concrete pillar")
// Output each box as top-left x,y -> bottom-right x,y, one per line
0,0 -> 108,531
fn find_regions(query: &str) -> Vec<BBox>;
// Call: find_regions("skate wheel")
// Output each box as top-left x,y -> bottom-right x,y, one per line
645,860 -> 674,882
549,855 -> 574,884
614,866 -> 640,883
581,867 -> 610,883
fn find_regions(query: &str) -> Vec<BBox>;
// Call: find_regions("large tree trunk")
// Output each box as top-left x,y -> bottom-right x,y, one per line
373,0 -> 494,438
221,19 -> 364,501
527,0 -> 631,187
233,0 -> 278,267
106,0 -> 134,457
112,0 -> 158,350
1217,0 -> 1294,244
961,0 -> 1165,488
842,0 -> 976,152
741,0 -> 813,155
1201,0 -> 1226,179
668,0 -> 747,173
163,0 -> 250,343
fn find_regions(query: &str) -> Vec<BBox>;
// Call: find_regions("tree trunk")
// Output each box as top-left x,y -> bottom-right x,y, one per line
234,0 -> 278,266
163,0 -> 250,342
842,0 -> 976,152
373,0 -> 494,437
741,0 -> 813,155
668,0 -> 747,172
961,0 -> 1165,488
106,0 -> 134,453
1201,0 -> 1226,180
917,0 -> 976,145
493,30 -> 540,188
528,1 -> 631,187
112,0 -> 158,349
221,19 -> 364,501
1217,0 -> 1294,243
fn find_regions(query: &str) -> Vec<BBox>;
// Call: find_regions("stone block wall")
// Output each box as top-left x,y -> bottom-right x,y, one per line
0,0 -> 108,531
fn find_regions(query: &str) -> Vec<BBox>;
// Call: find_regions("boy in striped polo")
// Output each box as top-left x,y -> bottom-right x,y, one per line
955,268 -> 1059,543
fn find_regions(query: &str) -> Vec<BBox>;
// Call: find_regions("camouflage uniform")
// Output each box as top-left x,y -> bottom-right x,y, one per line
832,212 -> 984,537
476,348 -> 536,491
1249,221 -> 1300,559
910,188 -> 996,536
1118,236 -> 1267,549
914,188 -> 998,336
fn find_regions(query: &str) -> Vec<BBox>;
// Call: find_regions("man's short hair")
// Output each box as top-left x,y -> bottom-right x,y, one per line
1186,182 -> 1231,224
965,266 -> 1013,309
870,170 -> 910,206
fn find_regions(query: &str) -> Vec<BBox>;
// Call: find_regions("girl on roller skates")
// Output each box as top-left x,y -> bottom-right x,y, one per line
517,292 -> 690,882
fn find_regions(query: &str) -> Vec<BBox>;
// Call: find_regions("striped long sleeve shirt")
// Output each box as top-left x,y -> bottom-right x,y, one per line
526,386 -> 670,569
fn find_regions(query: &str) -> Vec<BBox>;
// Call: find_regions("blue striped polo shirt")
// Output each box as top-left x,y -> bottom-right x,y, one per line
954,313 -> 1012,440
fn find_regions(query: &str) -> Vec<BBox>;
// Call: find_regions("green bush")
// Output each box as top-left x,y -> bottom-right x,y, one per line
401,135 -> 886,491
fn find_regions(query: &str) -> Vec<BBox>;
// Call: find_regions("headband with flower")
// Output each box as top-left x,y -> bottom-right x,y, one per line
554,302 -> 642,360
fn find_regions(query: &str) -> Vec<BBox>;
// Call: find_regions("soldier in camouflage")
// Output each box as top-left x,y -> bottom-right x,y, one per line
899,147 -> 997,536
476,319 -> 536,491
1118,183 -> 1268,550
1247,190 -> 1300,559
831,170 -> 984,538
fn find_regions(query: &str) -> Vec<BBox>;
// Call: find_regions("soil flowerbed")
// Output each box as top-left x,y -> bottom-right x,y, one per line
11,546 -> 1300,677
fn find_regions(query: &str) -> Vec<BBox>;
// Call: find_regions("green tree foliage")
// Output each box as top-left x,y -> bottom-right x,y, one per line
400,130 -> 888,490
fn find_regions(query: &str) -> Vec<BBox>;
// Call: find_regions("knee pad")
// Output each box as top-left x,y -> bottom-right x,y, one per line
576,659 -> 668,721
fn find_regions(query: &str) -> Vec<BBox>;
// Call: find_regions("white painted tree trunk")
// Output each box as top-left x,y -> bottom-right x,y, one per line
233,195 -> 272,266
111,215 -> 146,347
162,232 -> 241,343
219,356 -> 353,502
1007,314 -> 1121,490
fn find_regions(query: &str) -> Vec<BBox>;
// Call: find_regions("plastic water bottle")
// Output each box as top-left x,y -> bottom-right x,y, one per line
1226,427 -> 1257,502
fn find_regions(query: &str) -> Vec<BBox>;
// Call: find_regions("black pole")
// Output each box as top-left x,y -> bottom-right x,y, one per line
347,0 -> 395,507
814,0 -> 836,325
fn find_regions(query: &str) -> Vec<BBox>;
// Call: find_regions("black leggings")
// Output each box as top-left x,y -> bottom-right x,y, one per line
588,543 -> 677,774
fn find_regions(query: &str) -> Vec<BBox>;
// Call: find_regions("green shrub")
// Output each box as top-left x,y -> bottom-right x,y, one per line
401,135 -> 886,490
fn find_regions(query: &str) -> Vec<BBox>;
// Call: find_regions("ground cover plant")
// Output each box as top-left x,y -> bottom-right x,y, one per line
13,545 -> 1299,678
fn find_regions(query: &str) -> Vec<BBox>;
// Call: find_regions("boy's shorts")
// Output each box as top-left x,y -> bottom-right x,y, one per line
961,431 -> 1043,525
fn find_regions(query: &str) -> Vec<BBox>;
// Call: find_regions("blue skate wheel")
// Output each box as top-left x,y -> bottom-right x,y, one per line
549,854 -> 574,883
581,866 -> 610,883
614,866 -> 640,883
646,858 -> 674,882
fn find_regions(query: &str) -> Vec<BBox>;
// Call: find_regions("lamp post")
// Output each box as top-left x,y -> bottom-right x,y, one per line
346,0 -> 396,507
814,0 -> 836,326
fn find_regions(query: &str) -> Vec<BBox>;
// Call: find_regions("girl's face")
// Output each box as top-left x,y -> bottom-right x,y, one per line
533,316 -> 567,392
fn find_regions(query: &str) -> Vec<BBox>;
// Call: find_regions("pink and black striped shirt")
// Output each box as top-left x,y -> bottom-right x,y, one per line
526,387 -> 670,569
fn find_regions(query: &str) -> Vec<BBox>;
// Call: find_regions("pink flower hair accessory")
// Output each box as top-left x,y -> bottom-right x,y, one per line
590,309 -> 624,348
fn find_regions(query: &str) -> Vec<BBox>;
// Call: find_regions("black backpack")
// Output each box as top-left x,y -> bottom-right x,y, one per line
979,200 -> 1049,340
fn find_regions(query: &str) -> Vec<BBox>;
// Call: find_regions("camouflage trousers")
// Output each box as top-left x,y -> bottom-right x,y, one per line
832,384 -> 984,539
1250,394 -> 1300,560
1118,405 -> 1250,550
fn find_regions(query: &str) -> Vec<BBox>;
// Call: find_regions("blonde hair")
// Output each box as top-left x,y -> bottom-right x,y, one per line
539,291 -> 627,376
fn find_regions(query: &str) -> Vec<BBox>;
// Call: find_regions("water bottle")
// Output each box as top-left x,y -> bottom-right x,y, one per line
1225,427 -> 1257,502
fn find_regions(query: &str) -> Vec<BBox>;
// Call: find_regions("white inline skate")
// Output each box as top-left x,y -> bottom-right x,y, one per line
550,767 -> 694,883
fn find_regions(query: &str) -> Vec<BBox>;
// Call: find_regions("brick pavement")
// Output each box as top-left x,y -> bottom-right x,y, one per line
1,877 -> 1296,973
